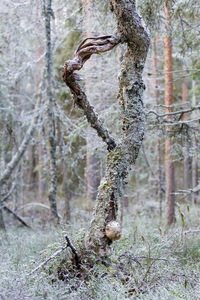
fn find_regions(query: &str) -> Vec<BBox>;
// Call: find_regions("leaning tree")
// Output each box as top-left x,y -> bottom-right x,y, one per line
63,0 -> 150,253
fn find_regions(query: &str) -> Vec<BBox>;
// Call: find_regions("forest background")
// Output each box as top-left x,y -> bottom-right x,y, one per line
0,0 -> 200,299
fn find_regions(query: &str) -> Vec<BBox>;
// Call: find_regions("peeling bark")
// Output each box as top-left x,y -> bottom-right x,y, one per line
63,0 -> 150,252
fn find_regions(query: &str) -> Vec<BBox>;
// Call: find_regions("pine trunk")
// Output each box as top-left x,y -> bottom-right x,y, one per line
164,0 -> 175,225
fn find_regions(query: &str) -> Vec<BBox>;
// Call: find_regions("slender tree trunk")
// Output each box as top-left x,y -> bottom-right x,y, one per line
164,0 -> 175,225
44,0 -> 59,222
191,79 -> 198,203
0,193 -> 6,230
152,37 -> 164,215
57,119 -> 71,223
36,4 -> 45,203
182,76 -> 191,196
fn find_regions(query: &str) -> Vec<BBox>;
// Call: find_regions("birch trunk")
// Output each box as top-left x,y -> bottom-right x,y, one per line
164,0 -> 175,225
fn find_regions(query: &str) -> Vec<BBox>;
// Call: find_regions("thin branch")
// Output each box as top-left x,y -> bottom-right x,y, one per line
184,230 -> 200,234
2,183 -> 16,203
147,105 -> 200,118
27,234 -> 80,277
0,98 -> 41,186
3,205 -> 31,228
27,245 -> 67,277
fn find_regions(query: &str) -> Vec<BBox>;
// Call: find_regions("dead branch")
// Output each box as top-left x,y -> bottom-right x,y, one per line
3,205 -> 31,228
17,202 -> 62,219
63,35 -> 120,79
27,234 -> 80,277
184,230 -> 200,234
65,235 -> 80,267
63,35 -> 120,151
2,183 -> 16,203
147,105 -> 200,118
27,245 -> 68,277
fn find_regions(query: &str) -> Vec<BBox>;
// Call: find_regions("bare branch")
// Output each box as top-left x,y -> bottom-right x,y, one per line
63,35 -> 120,151
147,105 -> 200,118
27,245 -> 67,277
3,205 -> 31,228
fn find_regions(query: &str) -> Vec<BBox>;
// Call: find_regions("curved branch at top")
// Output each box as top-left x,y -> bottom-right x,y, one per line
63,35 -> 120,80
63,35 -> 120,151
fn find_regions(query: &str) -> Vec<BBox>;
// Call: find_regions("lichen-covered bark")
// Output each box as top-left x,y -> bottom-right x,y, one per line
87,0 -> 150,251
63,0 -> 150,252
44,0 -> 59,222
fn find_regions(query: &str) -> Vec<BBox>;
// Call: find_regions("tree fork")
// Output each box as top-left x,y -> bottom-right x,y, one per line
63,0 -> 150,252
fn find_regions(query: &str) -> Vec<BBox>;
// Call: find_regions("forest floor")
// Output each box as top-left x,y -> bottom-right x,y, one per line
0,203 -> 200,300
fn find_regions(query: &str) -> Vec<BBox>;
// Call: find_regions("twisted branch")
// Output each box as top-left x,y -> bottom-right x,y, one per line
63,35 -> 120,151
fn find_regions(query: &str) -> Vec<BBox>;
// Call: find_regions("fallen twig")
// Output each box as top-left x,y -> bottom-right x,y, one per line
27,245 -> 68,277
27,234 -> 80,277
184,230 -> 200,234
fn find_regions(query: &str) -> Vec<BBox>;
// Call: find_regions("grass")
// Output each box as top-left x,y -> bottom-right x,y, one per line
0,204 -> 200,300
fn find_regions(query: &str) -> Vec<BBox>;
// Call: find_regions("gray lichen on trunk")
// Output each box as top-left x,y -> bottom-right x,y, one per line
88,0 -> 150,251
63,0 -> 150,252
44,0 -> 59,222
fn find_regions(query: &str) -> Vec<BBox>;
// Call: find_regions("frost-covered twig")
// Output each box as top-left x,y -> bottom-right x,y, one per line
27,234 -> 80,277
27,245 -> 68,277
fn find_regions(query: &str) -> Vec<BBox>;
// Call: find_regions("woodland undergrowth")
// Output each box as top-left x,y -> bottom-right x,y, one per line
0,203 -> 200,300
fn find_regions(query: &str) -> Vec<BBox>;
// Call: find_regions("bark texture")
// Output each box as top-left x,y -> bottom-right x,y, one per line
63,0 -> 150,252
182,77 -> 191,195
164,0 -> 175,225
44,0 -> 59,221
152,37 -> 164,216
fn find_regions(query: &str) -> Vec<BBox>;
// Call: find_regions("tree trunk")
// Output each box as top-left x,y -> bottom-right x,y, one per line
191,79 -> 198,203
57,119 -> 71,223
88,1 -> 150,251
164,0 -> 175,225
182,76 -> 191,196
63,0 -> 150,252
152,37 -> 164,216
43,0 -> 59,222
